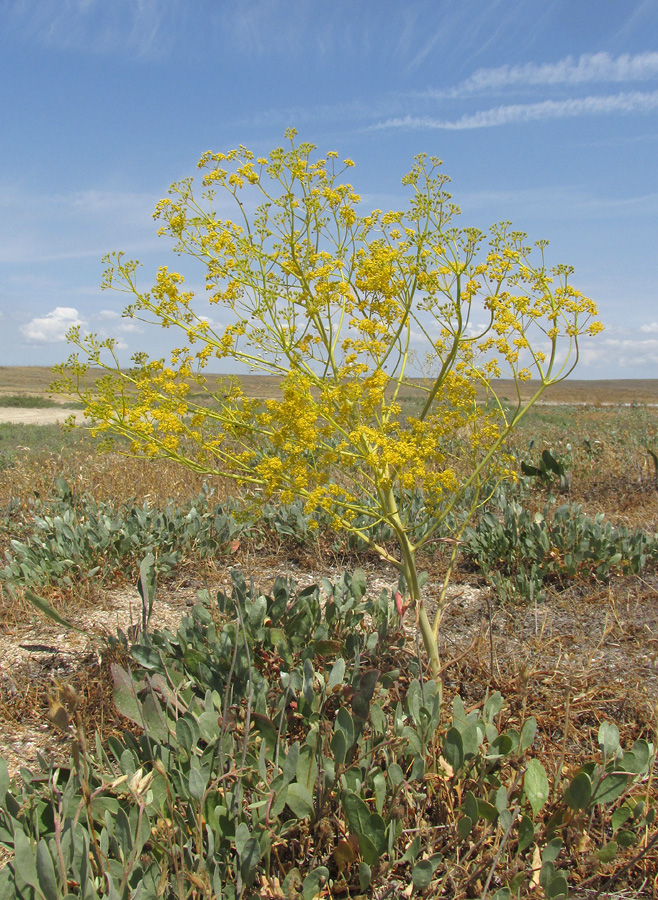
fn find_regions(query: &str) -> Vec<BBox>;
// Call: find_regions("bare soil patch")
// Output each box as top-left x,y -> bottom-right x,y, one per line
0,406 -> 87,425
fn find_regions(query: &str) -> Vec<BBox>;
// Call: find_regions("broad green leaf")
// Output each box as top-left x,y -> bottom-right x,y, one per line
596,840 -> 618,863
517,815 -> 535,853
443,727 -> 464,773
542,837 -> 562,863
524,760 -> 549,816
412,859 -> 436,890
363,813 -> 387,857
328,658 -> 345,690
520,716 -> 537,751
342,791 -> 370,834
598,722 -> 620,760
36,839 -> 59,900
111,664 -> 142,725
564,771 -> 592,810
358,861 -> 371,891
358,832 -> 380,867
593,772 -> 629,805
282,742 -> 300,786
621,739 -> 652,774
0,757 -> 8,799
302,866 -> 329,900
239,837 -> 261,886
457,815 -> 472,841
13,828 -> 39,890
286,783 -> 315,819
189,765 -> 209,801
331,730 -> 347,765
351,568 -> 367,599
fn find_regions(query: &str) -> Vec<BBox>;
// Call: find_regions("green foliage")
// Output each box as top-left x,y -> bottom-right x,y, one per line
1,565 -> 653,898
1,480 -> 244,589
464,486 -> 658,600
0,395 -> 57,409
521,447 -> 571,493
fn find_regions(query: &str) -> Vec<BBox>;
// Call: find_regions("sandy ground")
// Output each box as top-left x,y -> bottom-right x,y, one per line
0,407 -> 87,425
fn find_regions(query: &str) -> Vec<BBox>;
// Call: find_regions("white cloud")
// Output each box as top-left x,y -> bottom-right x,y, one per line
20,307 -> 84,343
98,309 -> 142,333
438,52 -> 658,97
640,322 -> 658,333
373,89 -> 658,131
580,336 -> 658,370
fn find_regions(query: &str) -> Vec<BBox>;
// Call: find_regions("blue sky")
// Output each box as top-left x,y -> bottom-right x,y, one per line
1,0 -> 658,379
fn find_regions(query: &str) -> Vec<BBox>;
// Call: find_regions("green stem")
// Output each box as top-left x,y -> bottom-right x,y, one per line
382,486 -> 441,680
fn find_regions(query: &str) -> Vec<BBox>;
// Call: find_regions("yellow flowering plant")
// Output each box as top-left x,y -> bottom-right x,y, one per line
54,129 -> 602,678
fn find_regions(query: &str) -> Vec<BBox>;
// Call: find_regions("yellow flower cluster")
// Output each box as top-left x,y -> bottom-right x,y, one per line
55,134 -> 603,597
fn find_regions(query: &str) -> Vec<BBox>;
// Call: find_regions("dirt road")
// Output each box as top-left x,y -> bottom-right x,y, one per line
0,407 -> 87,425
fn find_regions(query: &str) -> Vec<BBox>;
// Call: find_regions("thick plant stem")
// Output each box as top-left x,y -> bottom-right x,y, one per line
383,486 -> 442,681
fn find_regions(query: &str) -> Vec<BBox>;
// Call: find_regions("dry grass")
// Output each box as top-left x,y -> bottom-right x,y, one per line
1,376 -> 657,893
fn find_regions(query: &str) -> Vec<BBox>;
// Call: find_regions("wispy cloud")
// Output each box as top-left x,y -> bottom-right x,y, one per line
373,89 -> 658,131
640,322 -> 658,333
2,0 -> 175,58
0,185 -> 161,264
433,51 -> 658,97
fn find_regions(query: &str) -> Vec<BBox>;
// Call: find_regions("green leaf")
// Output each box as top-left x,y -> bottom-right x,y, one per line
596,840 -> 618,863
350,568 -> 367,599
358,861 -> 371,892
0,757 -> 8,800
520,716 -> 537,751
457,815 -> 472,841
286,783 -> 315,819
189,765 -> 209,801
111,664 -> 142,725
239,837 -> 261,886
564,771 -> 592,810
358,832 -> 380,867
252,713 -> 278,750
611,804 -> 632,834
411,859 -> 437,890
235,821 -> 251,857
282,742 -> 300,785
443,727 -> 464,773
617,828 -> 636,847
23,588 -> 85,632
401,835 -> 421,864
328,658 -> 346,690
593,771 -> 629,805
363,813 -> 387,857
517,815 -> 535,853
331,729 -> 347,765
546,874 -> 568,899
342,792 -> 370,834
598,722 -> 620,760
542,837 -> 562,863
36,839 -> 59,900
352,668 -> 380,722
13,828 -> 39,890
621,739 -> 652,775
302,866 -> 329,900
524,760 -> 549,816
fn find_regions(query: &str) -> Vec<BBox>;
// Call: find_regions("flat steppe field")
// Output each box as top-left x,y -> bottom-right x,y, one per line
2,365 -> 658,408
